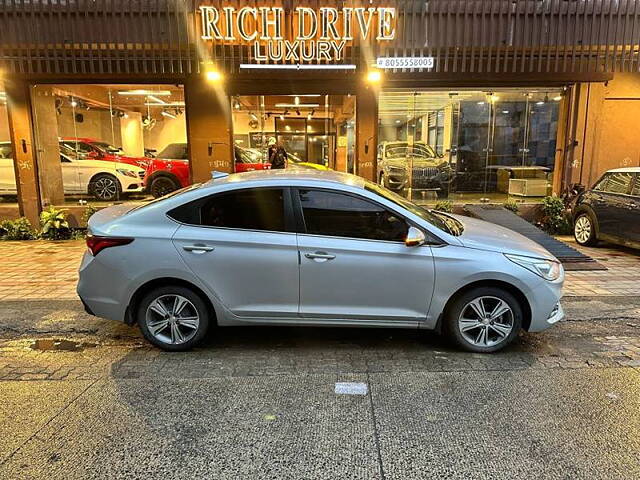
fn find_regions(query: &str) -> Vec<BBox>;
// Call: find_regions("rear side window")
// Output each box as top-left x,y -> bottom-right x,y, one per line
169,188 -> 287,232
595,172 -> 633,194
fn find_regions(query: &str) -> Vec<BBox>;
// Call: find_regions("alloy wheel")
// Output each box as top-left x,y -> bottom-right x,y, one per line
457,296 -> 514,348
151,178 -> 177,198
145,294 -> 200,345
574,215 -> 592,244
94,177 -> 117,200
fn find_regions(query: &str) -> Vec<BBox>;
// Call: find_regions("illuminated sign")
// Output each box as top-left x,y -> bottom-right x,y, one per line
376,57 -> 434,69
199,6 -> 396,64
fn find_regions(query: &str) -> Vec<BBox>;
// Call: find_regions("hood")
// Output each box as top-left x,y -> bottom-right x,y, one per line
385,157 -> 443,168
450,213 -> 558,261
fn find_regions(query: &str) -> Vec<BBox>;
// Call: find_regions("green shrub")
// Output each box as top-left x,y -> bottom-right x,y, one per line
433,200 -> 453,213
537,196 -> 572,235
82,205 -> 98,224
40,207 -> 71,240
503,200 -> 520,214
0,217 -> 36,240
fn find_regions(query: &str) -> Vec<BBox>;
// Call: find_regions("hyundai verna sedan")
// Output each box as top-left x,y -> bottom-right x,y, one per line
77,170 -> 564,353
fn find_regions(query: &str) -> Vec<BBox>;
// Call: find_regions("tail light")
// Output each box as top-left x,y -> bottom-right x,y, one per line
86,235 -> 133,256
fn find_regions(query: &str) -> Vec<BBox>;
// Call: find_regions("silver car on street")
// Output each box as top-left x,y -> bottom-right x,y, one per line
77,170 -> 564,353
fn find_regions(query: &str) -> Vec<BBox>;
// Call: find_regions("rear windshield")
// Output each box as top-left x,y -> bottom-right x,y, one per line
127,183 -> 202,213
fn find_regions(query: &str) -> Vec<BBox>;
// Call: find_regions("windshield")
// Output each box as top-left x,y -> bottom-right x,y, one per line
365,182 -> 463,236
158,143 -> 188,160
0,144 -> 12,159
235,147 -> 264,164
385,143 -> 436,159
93,141 -> 124,155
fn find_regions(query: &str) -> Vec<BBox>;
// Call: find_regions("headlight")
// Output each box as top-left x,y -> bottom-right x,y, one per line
116,168 -> 137,178
505,253 -> 562,281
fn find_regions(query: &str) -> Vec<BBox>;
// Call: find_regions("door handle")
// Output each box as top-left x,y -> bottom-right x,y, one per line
183,245 -> 214,253
305,252 -> 336,261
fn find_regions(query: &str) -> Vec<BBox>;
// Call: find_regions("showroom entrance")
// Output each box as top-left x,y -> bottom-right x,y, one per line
231,94 -> 356,174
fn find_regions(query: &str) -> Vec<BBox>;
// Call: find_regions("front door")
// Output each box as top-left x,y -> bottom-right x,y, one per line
60,154 -> 80,193
591,171 -> 634,238
172,187 -> 299,318
295,188 -> 435,323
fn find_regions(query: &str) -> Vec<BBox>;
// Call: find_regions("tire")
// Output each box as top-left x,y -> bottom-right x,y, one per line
150,176 -> 180,198
573,212 -> 598,246
89,173 -> 121,201
137,285 -> 210,351
444,286 -> 523,353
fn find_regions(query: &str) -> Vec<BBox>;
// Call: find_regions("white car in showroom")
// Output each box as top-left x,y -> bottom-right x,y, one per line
0,142 -> 145,201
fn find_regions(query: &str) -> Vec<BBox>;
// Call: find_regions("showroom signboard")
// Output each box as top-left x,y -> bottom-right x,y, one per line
198,4 -> 397,66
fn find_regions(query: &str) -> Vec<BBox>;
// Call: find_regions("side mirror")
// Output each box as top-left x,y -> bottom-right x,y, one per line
405,226 -> 426,247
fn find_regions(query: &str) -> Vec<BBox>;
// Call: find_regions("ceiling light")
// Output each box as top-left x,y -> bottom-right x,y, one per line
275,103 -> 320,108
477,101 -> 485,105
161,111 -> 177,119
250,113 -> 258,121
147,95 -> 167,105
295,96 -> 300,105
144,102 -> 185,107
395,119 -> 401,124
118,89 -> 171,96
123,113 -> 129,119
280,114 -> 285,120
536,101 -> 545,105
205,69 -> 222,82
366,70 -> 382,83
553,95 -> 562,101
285,125 -> 291,131
70,99 -> 78,108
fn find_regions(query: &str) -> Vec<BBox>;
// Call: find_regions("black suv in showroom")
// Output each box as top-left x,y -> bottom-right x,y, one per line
572,167 -> 640,248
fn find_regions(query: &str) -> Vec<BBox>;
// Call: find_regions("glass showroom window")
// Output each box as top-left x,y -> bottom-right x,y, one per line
0,82 -> 18,207
377,89 -> 562,204
30,84 -> 188,206
231,94 -> 355,173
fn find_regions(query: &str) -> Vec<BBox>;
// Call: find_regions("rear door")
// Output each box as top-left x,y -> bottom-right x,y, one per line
171,187 -> 300,318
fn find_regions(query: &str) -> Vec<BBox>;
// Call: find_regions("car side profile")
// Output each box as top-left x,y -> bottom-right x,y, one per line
0,143 -> 144,200
572,167 -> 640,249
61,138 -> 191,198
77,170 -> 564,353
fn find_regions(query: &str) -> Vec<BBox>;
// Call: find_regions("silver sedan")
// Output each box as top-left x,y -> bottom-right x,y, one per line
77,170 -> 564,353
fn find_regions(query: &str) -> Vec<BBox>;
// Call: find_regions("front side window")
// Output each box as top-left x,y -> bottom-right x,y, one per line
200,188 -> 286,232
601,172 -> 633,195
298,189 -> 408,242
631,174 -> 640,197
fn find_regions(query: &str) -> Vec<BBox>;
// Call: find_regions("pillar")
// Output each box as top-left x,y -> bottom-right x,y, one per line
120,112 -> 144,157
184,75 -> 234,183
355,84 -> 378,182
30,85 -> 64,205
5,79 -> 41,225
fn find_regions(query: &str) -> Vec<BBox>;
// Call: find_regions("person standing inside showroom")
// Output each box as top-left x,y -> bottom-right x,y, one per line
268,137 -> 288,169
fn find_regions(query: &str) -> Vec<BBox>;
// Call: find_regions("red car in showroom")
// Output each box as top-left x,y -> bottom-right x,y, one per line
158,142 -> 271,174
60,138 -> 191,198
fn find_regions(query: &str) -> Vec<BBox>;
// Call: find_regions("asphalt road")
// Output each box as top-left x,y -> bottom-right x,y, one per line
1,297 -> 640,479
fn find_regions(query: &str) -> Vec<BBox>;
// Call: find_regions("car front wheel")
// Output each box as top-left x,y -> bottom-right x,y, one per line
90,174 -> 121,201
137,286 -> 210,351
574,212 -> 598,246
444,287 -> 522,353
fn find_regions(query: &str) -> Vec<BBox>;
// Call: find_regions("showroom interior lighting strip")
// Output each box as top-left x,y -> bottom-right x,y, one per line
239,64 -> 356,70
118,90 -> 172,96
274,103 -> 320,108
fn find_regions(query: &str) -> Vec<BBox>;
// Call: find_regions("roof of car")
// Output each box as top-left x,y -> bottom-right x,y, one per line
208,169 -> 366,188
607,167 -> 640,173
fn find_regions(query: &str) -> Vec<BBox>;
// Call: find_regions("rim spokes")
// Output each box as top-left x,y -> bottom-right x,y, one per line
145,294 -> 200,345
488,300 -> 510,321
149,299 -> 169,318
468,298 -> 487,319
458,296 -> 514,347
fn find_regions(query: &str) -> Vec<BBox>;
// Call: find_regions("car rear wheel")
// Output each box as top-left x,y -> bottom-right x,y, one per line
574,212 -> 598,246
444,287 -> 522,353
150,176 -> 180,198
137,286 -> 210,351
90,173 -> 121,201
